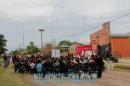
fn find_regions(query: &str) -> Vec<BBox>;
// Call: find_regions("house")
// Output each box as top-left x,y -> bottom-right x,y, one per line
90,22 -> 130,58
68,42 -> 82,56
111,34 -> 130,58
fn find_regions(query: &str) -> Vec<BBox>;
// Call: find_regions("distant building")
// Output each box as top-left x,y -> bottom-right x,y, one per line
111,34 -> 130,58
68,42 -> 82,56
90,22 -> 110,53
90,22 -> 130,58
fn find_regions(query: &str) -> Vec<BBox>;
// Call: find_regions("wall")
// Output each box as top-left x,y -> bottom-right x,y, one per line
111,37 -> 130,58
69,43 -> 81,56
90,22 -> 110,53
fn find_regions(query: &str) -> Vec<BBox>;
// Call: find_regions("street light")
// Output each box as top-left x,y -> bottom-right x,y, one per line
38,29 -> 45,52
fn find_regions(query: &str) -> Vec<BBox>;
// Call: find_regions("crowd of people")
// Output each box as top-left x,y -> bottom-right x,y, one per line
12,54 -> 104,79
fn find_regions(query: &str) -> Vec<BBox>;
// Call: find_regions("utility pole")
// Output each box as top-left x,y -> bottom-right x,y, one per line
18,45 -> 21,55
51,16 -> 55,49
82,16 -> 86,29
38,29 -> 45,53
22,23 -> 25,49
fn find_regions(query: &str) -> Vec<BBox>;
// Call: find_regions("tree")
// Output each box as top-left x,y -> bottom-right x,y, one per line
58,40 -> 72,52
10,49 -> 24,55
59,40 -> 72,47
26,41 -> 40,55
0,34 -> 7,54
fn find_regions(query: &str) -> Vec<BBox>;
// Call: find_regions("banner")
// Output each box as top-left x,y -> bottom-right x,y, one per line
51,49 -> 61,58
76,45 -> 92,57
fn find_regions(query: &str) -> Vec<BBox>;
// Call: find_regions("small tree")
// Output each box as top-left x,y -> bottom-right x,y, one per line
10,48 -> 25,55
58,40 -> 72,52
0,34 -> 7,54
26,41 -> 40,55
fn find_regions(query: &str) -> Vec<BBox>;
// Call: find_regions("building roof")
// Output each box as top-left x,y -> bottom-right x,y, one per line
111,34 -> 130,38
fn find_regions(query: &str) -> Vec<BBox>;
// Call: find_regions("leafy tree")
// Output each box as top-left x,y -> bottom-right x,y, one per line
10,48 -> 26,55
10,49 -> 20,55
58,40 -> 72,52
59,40 -> 72,47
26,41 -> 40,55
10,50 -> 18,55
0,34 -> 7,54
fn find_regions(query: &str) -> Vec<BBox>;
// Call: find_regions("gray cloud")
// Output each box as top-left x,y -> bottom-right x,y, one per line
0,0 -> 130,51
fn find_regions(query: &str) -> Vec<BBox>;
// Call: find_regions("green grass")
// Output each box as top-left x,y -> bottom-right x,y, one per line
0,58 -> 3,74
115,64 -> 130,72
0,64 -> 34,86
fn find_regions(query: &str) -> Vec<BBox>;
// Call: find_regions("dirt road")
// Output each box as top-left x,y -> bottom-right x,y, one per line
30,71 -> 130,86
1,60 -> 130,86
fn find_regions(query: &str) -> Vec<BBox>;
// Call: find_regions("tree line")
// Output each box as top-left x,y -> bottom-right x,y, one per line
0,34 -> 82,57
10,40 -> 81,56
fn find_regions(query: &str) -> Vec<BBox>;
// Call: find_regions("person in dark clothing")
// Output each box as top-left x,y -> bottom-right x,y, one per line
59,59 -> 66,77
42,59 -> 49,77
3,54 -> 8,68
95,55 -> 104,79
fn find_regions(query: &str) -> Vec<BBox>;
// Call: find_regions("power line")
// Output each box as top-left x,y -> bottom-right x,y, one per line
66,24 -> 101,38
58,12 -> 130,39
22,23 -> 25,49
110,13 -> 130,22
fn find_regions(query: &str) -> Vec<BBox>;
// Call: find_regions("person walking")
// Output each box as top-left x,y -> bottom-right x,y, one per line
95,55 -> 104,79
3,54 -> 8,68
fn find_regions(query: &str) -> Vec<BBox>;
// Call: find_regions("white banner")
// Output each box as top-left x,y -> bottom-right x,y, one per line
51,49 -> 61,58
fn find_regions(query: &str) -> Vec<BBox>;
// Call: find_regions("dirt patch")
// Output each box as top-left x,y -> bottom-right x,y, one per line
25,71 -> 130,86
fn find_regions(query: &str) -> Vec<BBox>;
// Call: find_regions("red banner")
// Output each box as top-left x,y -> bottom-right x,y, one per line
76,45 -> 92,56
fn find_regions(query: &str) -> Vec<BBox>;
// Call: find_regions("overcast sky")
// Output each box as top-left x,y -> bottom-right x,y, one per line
0,0 -> 130,51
